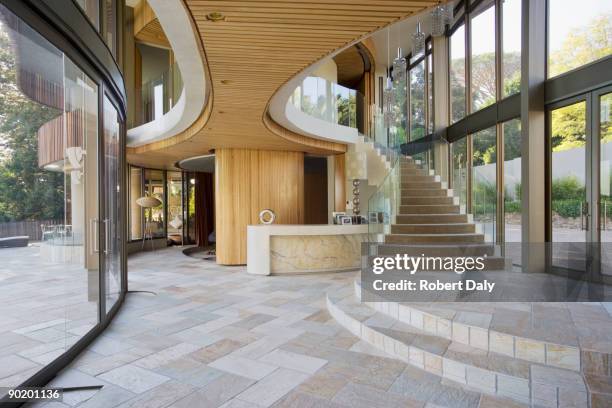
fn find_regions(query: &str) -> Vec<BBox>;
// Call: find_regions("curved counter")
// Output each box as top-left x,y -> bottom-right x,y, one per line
247,224 -> 368,275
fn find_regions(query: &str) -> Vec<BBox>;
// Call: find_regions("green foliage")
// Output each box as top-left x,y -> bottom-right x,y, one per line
504,201 -> 521,213
552,200 -> 582,218
0,26 -> 64,222
551,176 -> 585,201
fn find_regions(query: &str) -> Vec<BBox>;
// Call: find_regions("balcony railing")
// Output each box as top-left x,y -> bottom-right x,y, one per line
289,76 -> 364,129
131,62 -> 183,128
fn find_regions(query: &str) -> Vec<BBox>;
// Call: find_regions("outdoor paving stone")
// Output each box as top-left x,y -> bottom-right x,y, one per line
168,373 -> 254,408
208,355 -> 278,380
332,382 -> 424,408
98,364 -> 170,394
235,368 -> 309,407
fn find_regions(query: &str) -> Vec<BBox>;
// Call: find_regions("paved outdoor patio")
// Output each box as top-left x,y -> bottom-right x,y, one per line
0,244 -> 97,395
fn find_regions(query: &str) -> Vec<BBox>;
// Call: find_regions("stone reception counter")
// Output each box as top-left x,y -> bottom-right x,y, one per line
247,224 -> 369,275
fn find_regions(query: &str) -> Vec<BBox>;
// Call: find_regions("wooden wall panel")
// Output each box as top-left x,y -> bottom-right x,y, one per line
215,148 -> 304,265
334,153 -> 346,212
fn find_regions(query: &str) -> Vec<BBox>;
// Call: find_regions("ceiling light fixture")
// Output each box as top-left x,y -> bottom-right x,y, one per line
412,21 -> 426,57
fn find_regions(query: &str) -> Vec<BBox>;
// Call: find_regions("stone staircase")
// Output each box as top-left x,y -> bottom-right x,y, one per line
375,156 -> 509,271
326,156 -> 612,407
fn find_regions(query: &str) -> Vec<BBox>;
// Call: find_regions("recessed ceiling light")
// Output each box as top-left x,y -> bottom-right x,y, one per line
206,12 -> 225,22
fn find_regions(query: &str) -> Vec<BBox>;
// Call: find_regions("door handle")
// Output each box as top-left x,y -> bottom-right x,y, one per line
103,219 -> 110,255
90,219 -> 99,254
581,201 -> 589,231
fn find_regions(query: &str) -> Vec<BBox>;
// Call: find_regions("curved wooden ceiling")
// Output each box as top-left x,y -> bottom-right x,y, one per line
127,0 -> 439,169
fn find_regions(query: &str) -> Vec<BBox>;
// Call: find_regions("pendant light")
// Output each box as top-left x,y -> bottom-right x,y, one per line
412,21 -> 425,57
392,24 -> 406,83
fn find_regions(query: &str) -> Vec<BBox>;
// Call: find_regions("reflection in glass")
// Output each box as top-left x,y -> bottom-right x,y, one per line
75,0 -> 100,30
600,93 -> 612,244
104,0 -> 117,57
502,0 -> 521,97
427,53 -> 434,133
129,166 -> 143,240
548,0 -> 612,78
144,169 -> 165,238
451,138 -> 468,209
503,119 -> 521,265
450,25 -> 466,123
472,127 -> 497,242
103,96 -> 121,312
409,60 -> 425,140
550,101 -> 586,243
0,5 -> 99,392
167,171 -> 183,244
470,4 -> 496,112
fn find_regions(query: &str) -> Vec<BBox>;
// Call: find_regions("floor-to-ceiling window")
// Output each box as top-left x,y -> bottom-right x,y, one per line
548,0 -> 612,78
451,138 -> 468,210
502,118 -> 522,256
0,2 -> 125,395
167,171 -> 183,244
449,24 -> 466,123
471,126 -> 497,242
469,1 -> 496,112
502,0 -> 521,97
600,92 -> 612,244
409,59 -> 425,140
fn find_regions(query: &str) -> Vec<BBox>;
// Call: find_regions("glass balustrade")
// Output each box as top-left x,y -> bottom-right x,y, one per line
290,76 -> 364,130
131,62 -> 183,128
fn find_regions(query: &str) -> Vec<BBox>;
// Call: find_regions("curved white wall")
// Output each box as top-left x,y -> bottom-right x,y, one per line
127,0 -> 208,147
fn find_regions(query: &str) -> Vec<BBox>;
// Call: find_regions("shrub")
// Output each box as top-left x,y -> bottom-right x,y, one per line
552,176 -> 585,201
504,201 -> 521,213
552,199 -> 582,218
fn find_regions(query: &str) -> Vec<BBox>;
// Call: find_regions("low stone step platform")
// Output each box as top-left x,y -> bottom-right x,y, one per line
327,292 -> 589,407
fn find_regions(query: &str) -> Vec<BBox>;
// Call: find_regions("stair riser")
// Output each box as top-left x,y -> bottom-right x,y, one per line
376,244 -> 496,257
401,182 -> 442,189
396,214 -> 469,224
402,189 -> 449,197
401,176 -> 437,183
401,196 -> 454,205
391,224 -> 475,234
399,205 -> 460,214
385,234 -> 485,244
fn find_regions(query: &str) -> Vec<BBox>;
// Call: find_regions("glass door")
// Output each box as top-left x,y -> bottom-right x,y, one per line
596,89 -> 612,275
548,87 -> 612,274
102,95 -> 122,312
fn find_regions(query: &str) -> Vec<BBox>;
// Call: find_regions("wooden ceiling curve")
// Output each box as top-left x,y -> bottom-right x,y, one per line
127,0 -> 440,169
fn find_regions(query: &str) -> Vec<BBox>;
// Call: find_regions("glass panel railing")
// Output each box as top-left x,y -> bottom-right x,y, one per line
131,62 -> 183,128
290,76 -> 364,130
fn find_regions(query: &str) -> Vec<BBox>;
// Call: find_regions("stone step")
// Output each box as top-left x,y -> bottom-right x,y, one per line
399,204 -> 460,214
401,181 -> 442,189
375,243 -> 496,257
400,168 -> 429,177
402,189 -> 450,197
396,214 -> 470,224
327,294 -> 537,404
385,233 -> 485,244
391,223 -> 476,234
363,254 -> 509,272
401,196 -> 455,205
401,175 -> 437,183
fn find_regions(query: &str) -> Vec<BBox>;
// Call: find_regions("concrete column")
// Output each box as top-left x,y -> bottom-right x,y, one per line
520,0 -> 546,271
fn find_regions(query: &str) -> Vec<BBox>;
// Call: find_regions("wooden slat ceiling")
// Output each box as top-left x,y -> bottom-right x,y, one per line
127,0 -> 439,169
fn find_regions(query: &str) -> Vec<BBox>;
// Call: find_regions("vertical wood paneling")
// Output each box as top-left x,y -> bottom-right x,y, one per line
215,148 -> 304,265
334,153 -> 346,212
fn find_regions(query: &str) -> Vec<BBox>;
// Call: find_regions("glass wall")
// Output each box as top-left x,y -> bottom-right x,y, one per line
144,169 -> 165,238
409,60 -> 425,140
75,0 -> 100,30
451,138 -> 468,209
471,127 -> 497,242
502,0 -> 521,97
104,0 -> 118,57
503,119 -> 522,243
601,92 -> 612,244
0,3 -> 124,394
550,101 -> 587,243
548,0 -> 612,78
450,24 -> 466,123
470,2 -> 496,112
167,171 -> 183,244
129,167 -> 143,240
427,52 -> 434,133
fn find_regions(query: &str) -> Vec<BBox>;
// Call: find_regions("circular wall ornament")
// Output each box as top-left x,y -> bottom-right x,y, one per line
259,209 -> 276,225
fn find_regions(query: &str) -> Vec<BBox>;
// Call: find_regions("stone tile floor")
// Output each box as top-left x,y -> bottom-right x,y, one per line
0,245 -> 97,394
18,246 -> 612,407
